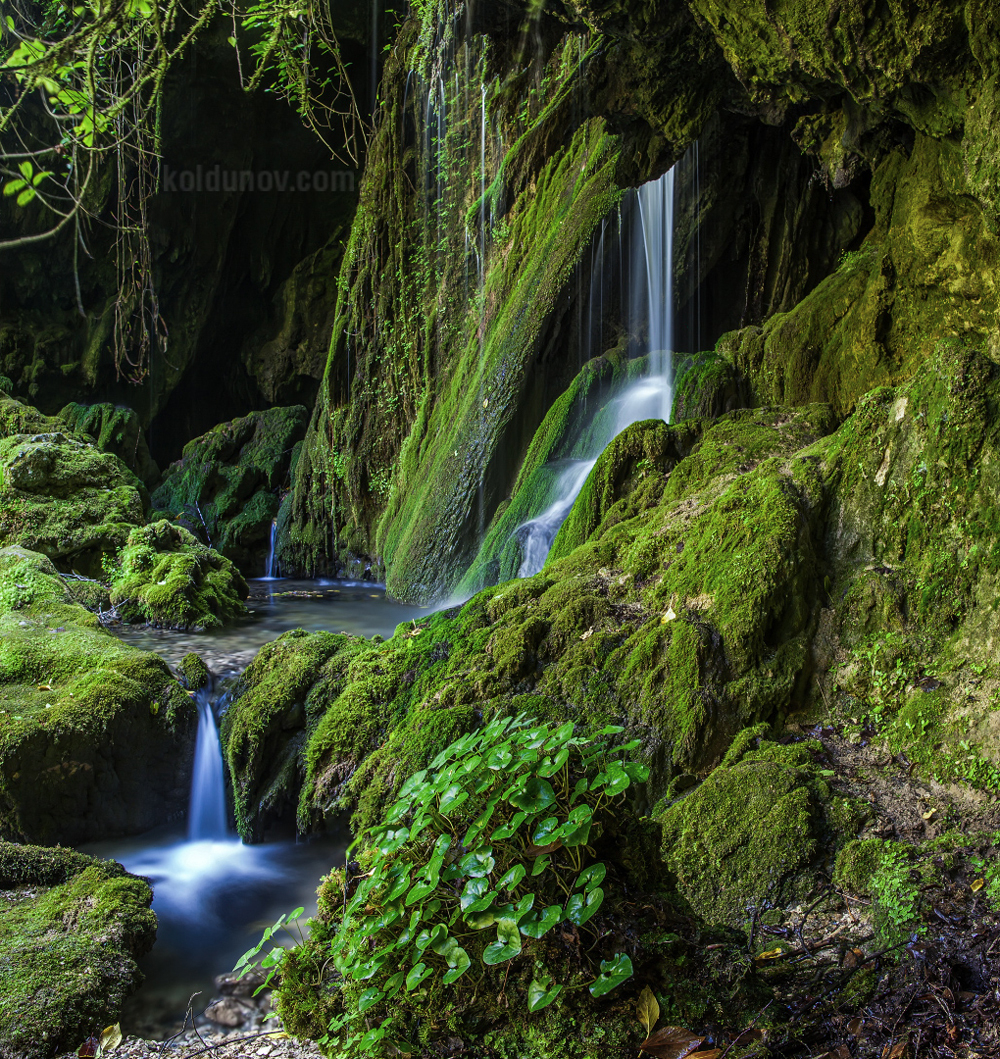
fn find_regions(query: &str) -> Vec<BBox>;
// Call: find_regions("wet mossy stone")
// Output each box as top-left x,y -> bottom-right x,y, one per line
0,394 -> 61,439
0,841 -> 156,1059
108,520 -> 249,630
0,546 -> 196,844
57,402 -> 160,488
0,430 -> 147,578
658,733 -> 830,928
179,652 -> 211,691
221,629 -> 368,842
671,350 -> 750,424
151,406 -> 308,576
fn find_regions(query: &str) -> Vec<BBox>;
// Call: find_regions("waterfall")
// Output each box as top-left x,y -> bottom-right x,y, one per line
514,166 -> 677,578
265,519 -> 278,579
188,690 -> 228,841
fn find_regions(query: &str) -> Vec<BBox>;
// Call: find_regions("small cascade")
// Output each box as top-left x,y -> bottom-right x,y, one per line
514,166 -> 678,578
187,690 -> 228,842
266,519 -> 278,579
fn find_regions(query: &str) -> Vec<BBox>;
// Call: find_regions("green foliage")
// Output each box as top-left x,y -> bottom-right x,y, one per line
238,716 -> 645,1055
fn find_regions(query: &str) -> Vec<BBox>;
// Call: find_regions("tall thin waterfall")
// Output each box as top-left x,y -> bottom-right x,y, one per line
188,691 -> 228,841
634,166 -> 675,420
515,167 -> 677,578
265,519 -> 278,579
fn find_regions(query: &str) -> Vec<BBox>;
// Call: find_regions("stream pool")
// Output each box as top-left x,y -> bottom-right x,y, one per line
80,579 -> 427,1038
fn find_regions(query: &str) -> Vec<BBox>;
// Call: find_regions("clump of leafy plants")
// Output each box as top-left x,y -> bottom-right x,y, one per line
238,714 -> 647,1056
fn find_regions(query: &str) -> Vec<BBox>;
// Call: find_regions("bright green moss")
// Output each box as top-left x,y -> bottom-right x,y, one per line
658,736 -> 826,928
0,841 -> 155,1059
0,430 -> 146,577
108,520 -> 248,630
57,402 -> 159,487
0,546 -> 196,844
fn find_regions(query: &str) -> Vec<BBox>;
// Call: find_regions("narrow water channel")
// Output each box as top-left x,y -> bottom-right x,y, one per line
80,579 -> 426,1038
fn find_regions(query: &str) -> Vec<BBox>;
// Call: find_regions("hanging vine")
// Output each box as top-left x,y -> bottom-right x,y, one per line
0,0 -> 362,384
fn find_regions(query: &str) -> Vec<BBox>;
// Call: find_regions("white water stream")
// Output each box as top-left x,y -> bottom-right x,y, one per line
516,166 -> 677,577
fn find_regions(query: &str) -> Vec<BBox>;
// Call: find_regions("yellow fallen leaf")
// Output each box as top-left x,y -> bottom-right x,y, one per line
99,1024 -> 122,1053
755,947 -> 784,961
971,878 -> 984,893
921,808 -> 936,820
637,985 -> 659,1036
661,607 -> 677,623
37,684 -> 52,691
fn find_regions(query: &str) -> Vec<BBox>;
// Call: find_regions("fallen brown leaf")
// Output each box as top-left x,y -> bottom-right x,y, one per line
639,1026 -> 705,1059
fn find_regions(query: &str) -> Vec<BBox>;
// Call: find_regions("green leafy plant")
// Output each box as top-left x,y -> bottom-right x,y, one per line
237,714 -> 646,1055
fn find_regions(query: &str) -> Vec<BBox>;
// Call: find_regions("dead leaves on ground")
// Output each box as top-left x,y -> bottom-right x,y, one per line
77,1024 -> 122,1057
637,1026 -> 720,1059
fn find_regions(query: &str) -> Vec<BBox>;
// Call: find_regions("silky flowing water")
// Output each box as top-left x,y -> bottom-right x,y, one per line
80,580 -> 426,1038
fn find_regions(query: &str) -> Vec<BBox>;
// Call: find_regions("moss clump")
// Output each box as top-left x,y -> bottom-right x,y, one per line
151,406 -> 308,576
0,430 -> 146,577
671,350 -> 749,424
57,402 -> 159,487
0,546 -> 196,844
658,733 -> 831,927
107,520 -> 248,630
221,629 -> 364,841
179,652 -> 211,691
0,841 -> 156,1059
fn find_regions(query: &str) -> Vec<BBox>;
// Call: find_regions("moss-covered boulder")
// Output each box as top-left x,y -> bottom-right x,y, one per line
221,630 -> 366,840
658,730 -> 853,927
0,546 -> 196,844
107,520 -> 249,630
151,406 -> 308,576
0,429 -> 146,578
0,841 -> 156,1059
57,402 -> 160,488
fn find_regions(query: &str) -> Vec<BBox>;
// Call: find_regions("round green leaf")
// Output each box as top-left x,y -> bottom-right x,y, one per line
441,941 -> 471,984
459,847 -> 495,878
566,886 -> 604,926
491,811 -> 527,841
483,917 -> 522,965
497,863 -> 526,891
519,903 -> 562,938
509,777 -> 556,813
574,863 -> 607,892
589,952 -> 633,997
531,853 -> 552,877
460,877 -> 491,911
531,815 -> 561,845
357,986 -> 384,1012
439,784 -> 469,815
405,962 -> 433,991
528,976 -> 564,1012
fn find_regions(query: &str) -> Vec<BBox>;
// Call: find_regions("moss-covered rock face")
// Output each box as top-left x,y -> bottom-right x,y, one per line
221,629 -> 366,841
107,520 -> 249,630
0,841 -> 156,1059
152,406 -> 308,576
0,546 -> 196,844
0,428 -> 147,578
57,402 -> 160,487
225,405 -> 838,842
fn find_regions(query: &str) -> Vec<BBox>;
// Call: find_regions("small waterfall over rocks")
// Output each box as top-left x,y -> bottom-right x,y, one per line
514,166 -> 678,578
187,690 -> 228,841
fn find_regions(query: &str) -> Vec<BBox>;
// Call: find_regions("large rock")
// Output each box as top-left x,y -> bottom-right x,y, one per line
152,406 -> 308,576
107,520 -> 249,630
0,547 -> 196,844
0,842 -> 156,1059
0,424 -> 147,578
